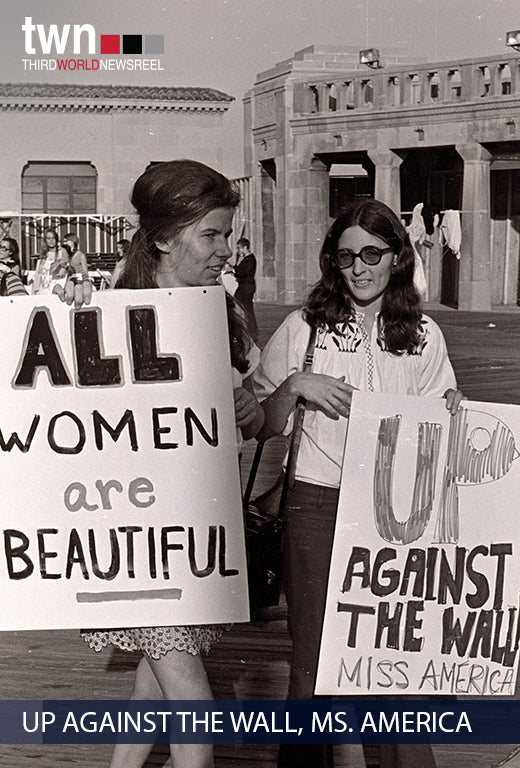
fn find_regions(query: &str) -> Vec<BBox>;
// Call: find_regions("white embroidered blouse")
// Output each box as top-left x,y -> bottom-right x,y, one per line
253,310 -> 457,488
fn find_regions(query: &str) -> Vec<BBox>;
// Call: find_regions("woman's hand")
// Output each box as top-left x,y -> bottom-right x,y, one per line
234,386 -> 260,428
234,385 -> 265,440
258,371 -> 356,443
53,277 -> 93,308
290,372 -> 356,420
444,388 -> 464,415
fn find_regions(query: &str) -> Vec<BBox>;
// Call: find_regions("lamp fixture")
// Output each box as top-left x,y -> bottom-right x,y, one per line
359,48 -> 382,69
506,30 -> 520,51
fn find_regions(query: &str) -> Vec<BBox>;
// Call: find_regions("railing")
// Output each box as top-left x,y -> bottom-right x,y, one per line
231,176 -> 253,247
0,213 -> 137,272
294,54 -> 520,116
0,186 -> 254,274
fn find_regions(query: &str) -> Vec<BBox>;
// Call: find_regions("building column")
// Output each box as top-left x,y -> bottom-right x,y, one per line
455,143 -> 492,311
281,154 -> 329,304
367,149 -> 404,215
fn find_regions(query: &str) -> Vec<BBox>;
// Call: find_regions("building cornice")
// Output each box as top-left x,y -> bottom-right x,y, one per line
0,82 -> 234,113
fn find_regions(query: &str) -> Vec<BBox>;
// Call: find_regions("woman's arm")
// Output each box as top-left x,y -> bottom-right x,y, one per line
0,268 -> 28,296
257,371 -> 354,442
234,376 -> 265,441
418,318 -> 464,415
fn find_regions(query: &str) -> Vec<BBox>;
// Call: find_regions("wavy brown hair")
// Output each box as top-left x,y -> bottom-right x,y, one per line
303,198 -> 422,355
116,160 -> 250,373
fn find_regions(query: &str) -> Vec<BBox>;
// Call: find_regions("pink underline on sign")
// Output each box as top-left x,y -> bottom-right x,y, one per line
76,589 -> 182,603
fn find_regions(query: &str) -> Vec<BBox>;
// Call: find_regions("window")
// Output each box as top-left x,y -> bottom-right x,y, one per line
501,65 -> 512,96
22,162 -> 97,214
429,73 -> 440,101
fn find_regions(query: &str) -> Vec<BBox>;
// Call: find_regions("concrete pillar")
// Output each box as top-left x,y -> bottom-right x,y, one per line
315,83 -> 329,113
438,70 -> 449,101
460,63 -> 476,99
488,64 -> 501,97
511,59 -> 520,96
455,143 -> 492,311
367,148 -> 404,215
280,155 -> 329,305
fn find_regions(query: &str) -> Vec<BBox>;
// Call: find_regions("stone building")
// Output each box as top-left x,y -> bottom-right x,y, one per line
0,82 -> 233,266
244,45 -> 520,310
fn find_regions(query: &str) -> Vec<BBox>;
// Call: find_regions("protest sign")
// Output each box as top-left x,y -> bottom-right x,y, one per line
0,286 -> 249,630
316,391 -> 520,696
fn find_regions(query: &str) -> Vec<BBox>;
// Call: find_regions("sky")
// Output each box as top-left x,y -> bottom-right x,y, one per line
2,0 -> 520,176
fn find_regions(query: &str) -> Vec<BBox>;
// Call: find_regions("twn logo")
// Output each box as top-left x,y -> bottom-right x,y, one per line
22,17 -> 164,56
22,17 -> 96,55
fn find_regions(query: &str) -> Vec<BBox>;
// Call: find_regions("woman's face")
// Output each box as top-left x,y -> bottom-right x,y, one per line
157,207 -> 234,288
0,241 -> 12,263
45,231 -> 57,248
336,225 -> 395,311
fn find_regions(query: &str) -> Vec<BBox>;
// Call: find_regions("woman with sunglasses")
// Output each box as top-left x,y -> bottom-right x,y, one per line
254,198 -> 462,768
0,238 -> 27,296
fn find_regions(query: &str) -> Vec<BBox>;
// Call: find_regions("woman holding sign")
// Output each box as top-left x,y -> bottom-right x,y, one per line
81,160 -> 264,768
254,198 -> 462,768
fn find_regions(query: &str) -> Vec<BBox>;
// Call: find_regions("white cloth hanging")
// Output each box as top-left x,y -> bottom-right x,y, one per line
406,203 -> 427,298
413,251 -> 427,297
439,209 -> 462,258
407,202 -> 427,247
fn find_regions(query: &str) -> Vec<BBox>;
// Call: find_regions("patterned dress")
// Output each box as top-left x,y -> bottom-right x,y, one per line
82,623 -> 227,659
82,341 -> 260,659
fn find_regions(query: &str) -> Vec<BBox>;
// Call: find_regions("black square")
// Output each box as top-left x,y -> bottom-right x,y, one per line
122,35 -> 142,54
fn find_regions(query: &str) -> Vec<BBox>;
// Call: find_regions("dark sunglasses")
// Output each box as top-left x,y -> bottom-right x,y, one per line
332,245 -> 393,269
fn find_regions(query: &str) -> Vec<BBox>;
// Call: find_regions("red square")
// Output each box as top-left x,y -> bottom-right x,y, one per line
100,35 -> 120,54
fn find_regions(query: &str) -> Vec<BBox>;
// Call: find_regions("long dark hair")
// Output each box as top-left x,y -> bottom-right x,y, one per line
116,160 -> 250,373
304,198 -> 421,354
0,237 -> 21,268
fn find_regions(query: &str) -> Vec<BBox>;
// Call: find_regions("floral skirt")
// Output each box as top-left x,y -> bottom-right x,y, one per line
81,624 -> 230,659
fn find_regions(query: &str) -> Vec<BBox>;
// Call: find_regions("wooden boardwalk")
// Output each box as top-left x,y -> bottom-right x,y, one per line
1,303 -> 520,767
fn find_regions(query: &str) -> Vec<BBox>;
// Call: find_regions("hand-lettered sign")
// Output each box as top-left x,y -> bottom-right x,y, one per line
0,287 -> 249,630
316,391 -> 520,696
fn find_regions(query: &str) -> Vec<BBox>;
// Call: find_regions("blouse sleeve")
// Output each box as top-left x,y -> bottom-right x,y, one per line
253,310 -> 309,401
5,272 -> 28,296
417,317 -> 457,397
244,341 -> 261,380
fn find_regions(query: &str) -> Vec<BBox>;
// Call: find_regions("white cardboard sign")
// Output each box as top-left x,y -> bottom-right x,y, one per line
0,286 -> 249,630
316,390 -> 520,696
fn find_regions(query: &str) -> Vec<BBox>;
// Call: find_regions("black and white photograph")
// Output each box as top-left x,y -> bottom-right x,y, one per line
1,0 -> 520,766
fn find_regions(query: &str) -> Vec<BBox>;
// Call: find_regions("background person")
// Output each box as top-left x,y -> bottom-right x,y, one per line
81,159 -> 264,768
31,227 -> 70,295
0,237 -> 27,295
0,237 -> 22,275
234,236 -> 258,341
254,198 -> 462,768
110,238 -> 131,287
62,232 -> 90,281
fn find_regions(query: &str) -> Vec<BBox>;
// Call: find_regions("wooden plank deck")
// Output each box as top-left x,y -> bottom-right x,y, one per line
1,303 -> 520,767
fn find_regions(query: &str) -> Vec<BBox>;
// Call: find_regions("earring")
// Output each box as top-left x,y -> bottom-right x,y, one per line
392,256 -> 398,267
